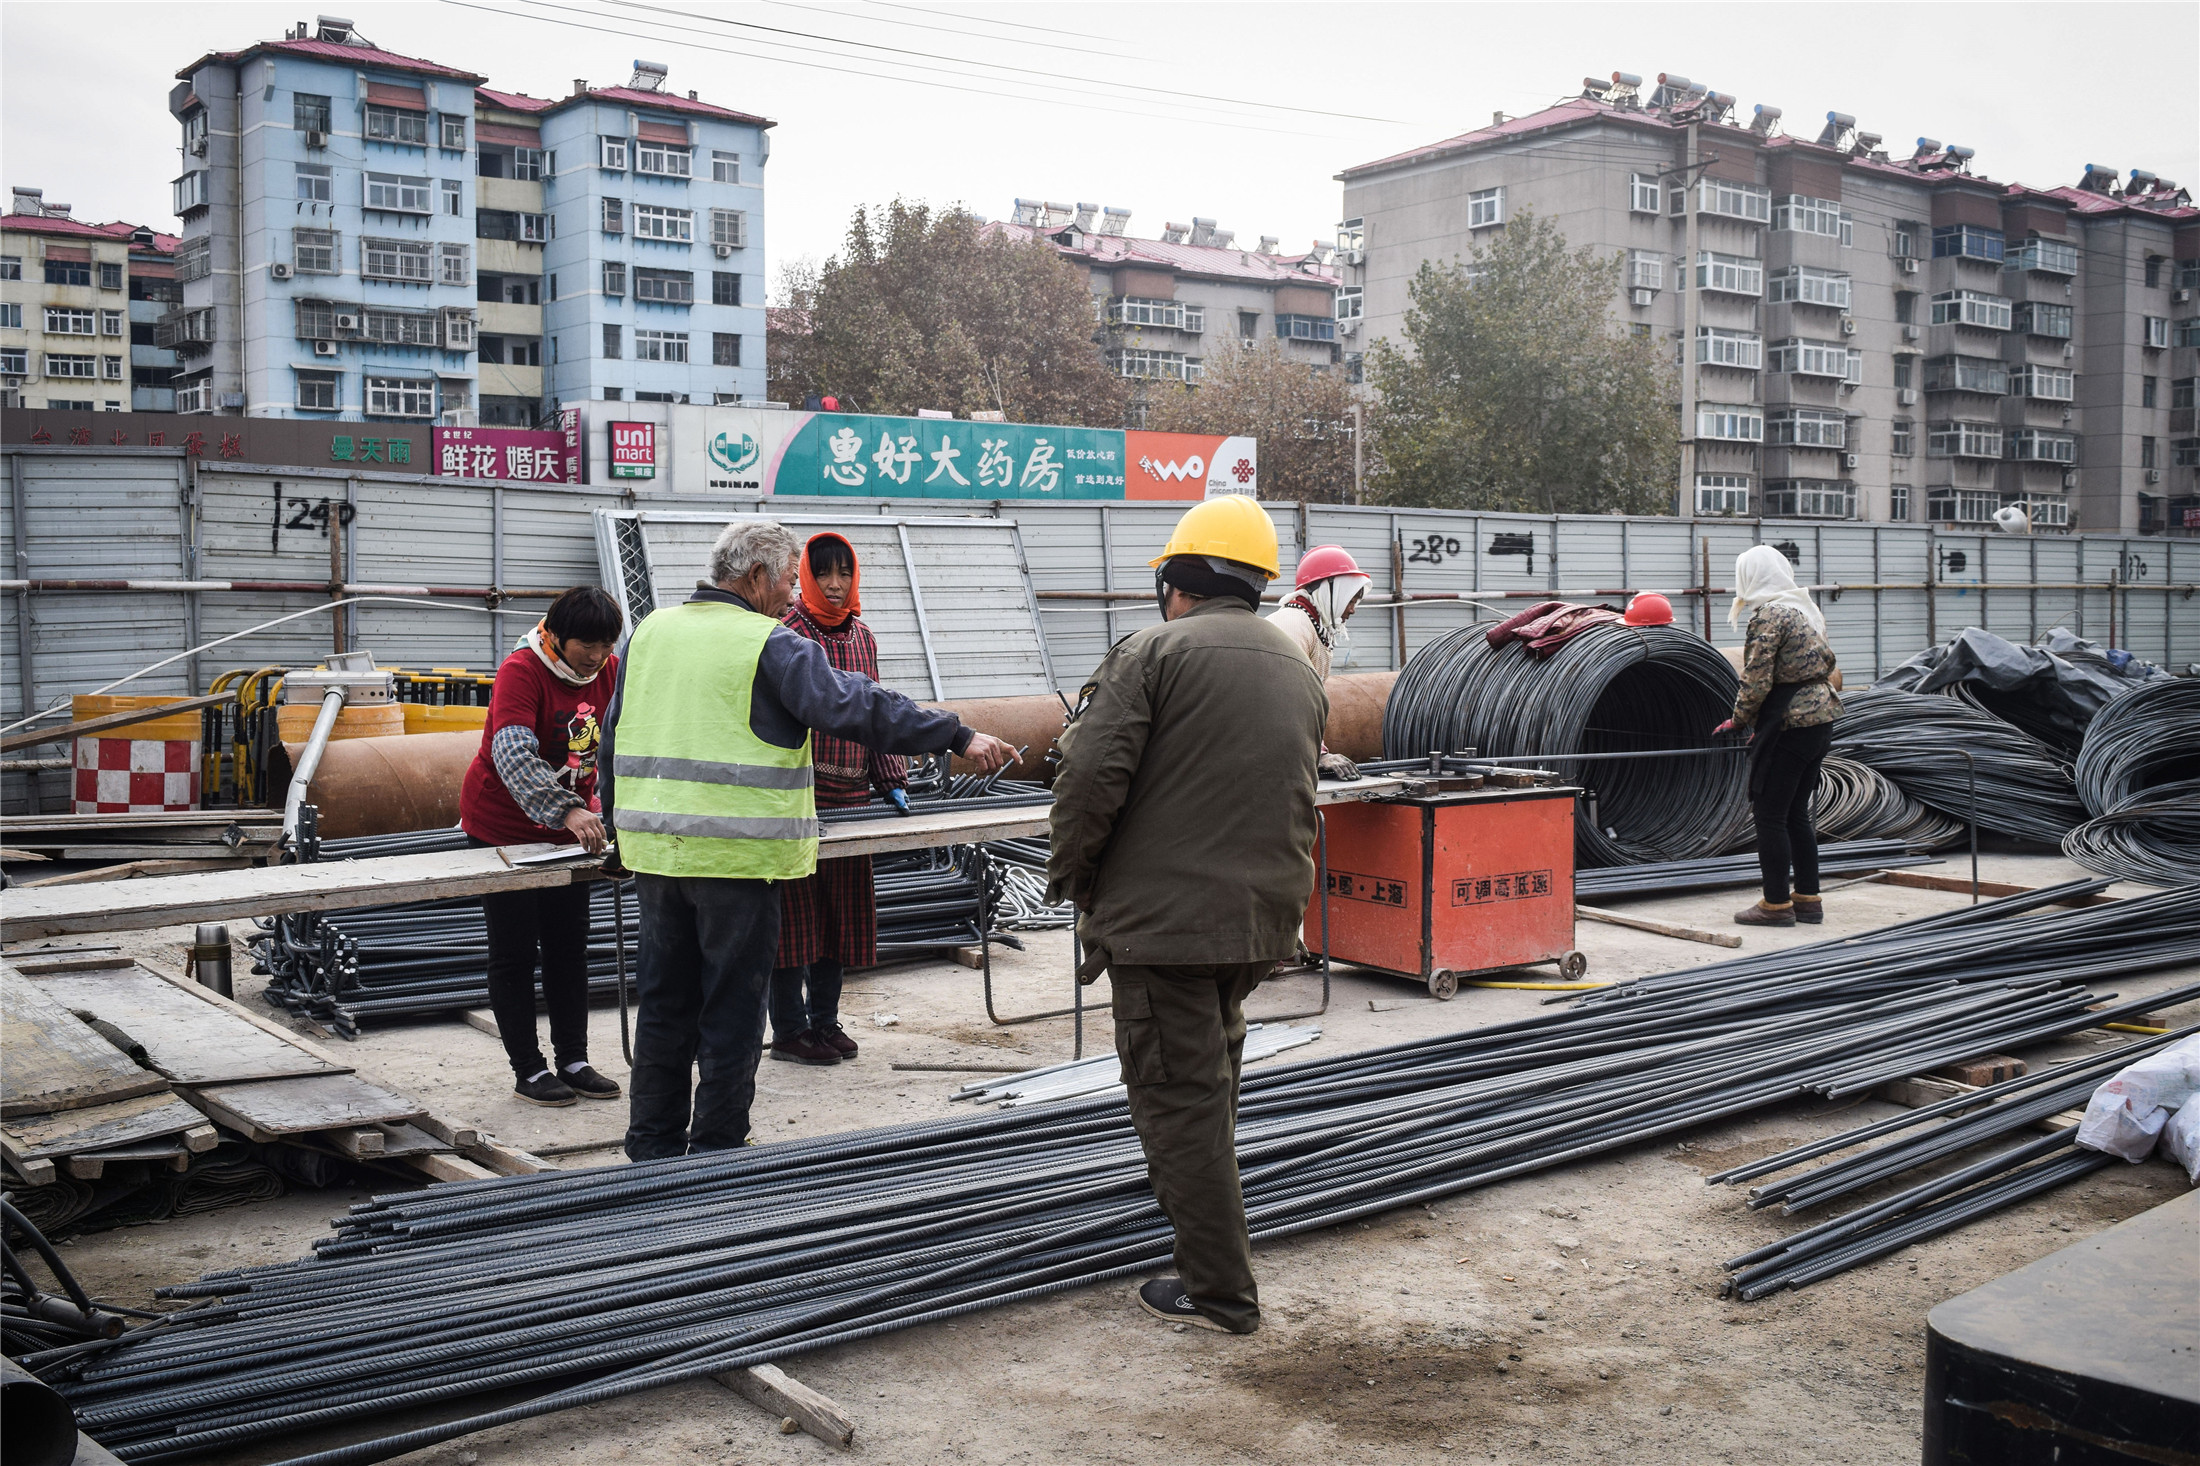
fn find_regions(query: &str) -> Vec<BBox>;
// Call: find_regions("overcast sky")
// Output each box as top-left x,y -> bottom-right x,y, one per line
4,1 -> 2193,292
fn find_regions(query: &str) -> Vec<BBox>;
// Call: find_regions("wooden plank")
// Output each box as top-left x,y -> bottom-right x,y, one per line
411,1112 -> 482,1149
0,967 -> 173,1117
6,1154 -> 57,1185
0,1094 -> 209,1161
1,844 -> 577,941
402,1151 -> 500,1183
182,1073 -> 425,1138
8,954 -> 135,975
136,959 -> 357,1074
368,1121 -> 454,1158
1576,904 -> 1743,948
1875,1074 -> 2087,1134
327,1127 -> 386,1158
19,859 -> 258,887
0,692 -> 235,753
463,1135 -> 558,1175
817,807 -> 1052,860
1866,871 -> 2117,906
714,1363 -> 857,1448
32,965 -> 347,1087
0,848 -> 50,861
463,1009 -> 500,1039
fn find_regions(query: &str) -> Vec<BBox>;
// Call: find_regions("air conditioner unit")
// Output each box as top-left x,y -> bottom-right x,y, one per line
1631,287 -> 1654,307
305,130 -> 328,150
2062,408 -> 2074,423
1341,249 -> 1364,266
1843,453 -> 1860,469
2062,343 -> 2074,359
1898,388 -> 1917,405
2062,471 -> 2078,489
1901,258 -> 1919,274
1840,318 -> 1857,336
2146,469 -> 2162,483
1902,325 -> 1921,342
312,339 -> 338,357
1337,319 -> 1358,337
334,313 -> 360,330
714,244 -> 733,259
443,409 -> 478,428
189,138 -> 207,157
270,262 -> 293,280
2176,289 -> 2193,304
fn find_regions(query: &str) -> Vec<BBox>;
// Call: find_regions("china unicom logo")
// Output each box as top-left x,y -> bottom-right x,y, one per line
1138,453 -> 1205,483
710,432 -> 760,473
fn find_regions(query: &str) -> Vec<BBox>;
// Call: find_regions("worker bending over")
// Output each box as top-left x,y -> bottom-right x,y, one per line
1048,495 -> 1327,1335
602,520 -> 1014,1160
1267,544 -> 1371,780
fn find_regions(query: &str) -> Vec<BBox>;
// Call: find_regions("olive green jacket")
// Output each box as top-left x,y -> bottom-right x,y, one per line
1046,598 -> 1328,968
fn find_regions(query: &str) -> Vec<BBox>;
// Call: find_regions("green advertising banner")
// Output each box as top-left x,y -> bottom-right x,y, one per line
765,411 -> 1126,499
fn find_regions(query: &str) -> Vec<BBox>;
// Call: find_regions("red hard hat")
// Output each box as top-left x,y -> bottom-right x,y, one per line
1623,592 -> 1674,626
1294,545 -> 1363,588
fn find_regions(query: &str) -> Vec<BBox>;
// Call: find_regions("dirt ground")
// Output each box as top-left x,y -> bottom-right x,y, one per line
39,849 -> 2196,1466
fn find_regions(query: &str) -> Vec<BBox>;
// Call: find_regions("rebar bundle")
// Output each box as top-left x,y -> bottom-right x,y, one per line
2062,678 -> 2200,887
1810,757 -> 1967,848
48,888 -> 2199,1465
1828,687 -> 2088,844
1382,623 -> 1753,866
1572,839 -> 1936,902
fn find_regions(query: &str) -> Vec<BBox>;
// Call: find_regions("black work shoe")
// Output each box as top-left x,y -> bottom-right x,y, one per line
514,1071 -> 577,1107
561,1064 -> 622,1099
1792,897 -> 1825,925
818,1023 -> 859,1059
1137,1278 -> 1238,1334
769,1031 -> 840,1066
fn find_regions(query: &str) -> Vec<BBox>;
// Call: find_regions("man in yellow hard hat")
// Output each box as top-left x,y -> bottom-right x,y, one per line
1047,494 -> 1327,1335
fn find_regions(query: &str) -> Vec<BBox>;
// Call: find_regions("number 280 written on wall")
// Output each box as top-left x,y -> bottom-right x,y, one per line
1406,532 -> 1463,565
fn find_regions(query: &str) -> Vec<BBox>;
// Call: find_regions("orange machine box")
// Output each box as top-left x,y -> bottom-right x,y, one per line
1306,788 -> 1582,998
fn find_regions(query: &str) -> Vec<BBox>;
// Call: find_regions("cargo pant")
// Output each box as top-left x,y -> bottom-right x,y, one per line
1110,959 -> 1270,1334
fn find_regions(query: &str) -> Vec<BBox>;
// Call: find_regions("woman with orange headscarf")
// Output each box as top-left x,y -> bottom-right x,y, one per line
767,532 -> 906,1066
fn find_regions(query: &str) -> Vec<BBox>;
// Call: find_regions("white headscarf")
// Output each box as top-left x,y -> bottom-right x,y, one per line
1729,545 -> 1825,636
1285,572 -> 1373,657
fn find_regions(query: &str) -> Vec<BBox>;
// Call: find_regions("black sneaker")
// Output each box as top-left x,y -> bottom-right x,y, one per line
514,1071 -> 577,1107
561,1064 -> 622,1099
769,1030 -> 840,1066
818,1023 -> 859,1060
1137,1278 -> 1236,1333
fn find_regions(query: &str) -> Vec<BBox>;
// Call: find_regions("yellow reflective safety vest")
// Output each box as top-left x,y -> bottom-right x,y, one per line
610,600 -> 817,880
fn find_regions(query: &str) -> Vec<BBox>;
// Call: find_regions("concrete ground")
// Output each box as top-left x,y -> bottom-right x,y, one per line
41,849 -> 2197,1466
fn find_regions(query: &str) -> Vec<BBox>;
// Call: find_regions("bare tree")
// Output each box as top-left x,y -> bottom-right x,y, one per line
1141,339 -> 1368,503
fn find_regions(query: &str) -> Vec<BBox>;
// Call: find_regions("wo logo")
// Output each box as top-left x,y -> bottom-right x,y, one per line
1137,453 -> 1205,483
709,432 -> 760,473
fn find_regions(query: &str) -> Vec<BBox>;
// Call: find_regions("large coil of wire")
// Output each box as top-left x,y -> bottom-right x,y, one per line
1383,621 -> 1752,866
1828,687 -> 2086,844
2063,678 -> 2200,885
1811,756 -> 1966,848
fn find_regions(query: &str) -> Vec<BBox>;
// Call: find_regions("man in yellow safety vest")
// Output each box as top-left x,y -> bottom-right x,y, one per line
602,519 -> 1014,1159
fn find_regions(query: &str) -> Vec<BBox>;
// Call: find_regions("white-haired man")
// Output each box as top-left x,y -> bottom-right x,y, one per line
601,520 -> 1014,1159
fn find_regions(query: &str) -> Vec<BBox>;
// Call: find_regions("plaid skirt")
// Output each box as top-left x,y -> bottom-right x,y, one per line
775,854 -> 877,969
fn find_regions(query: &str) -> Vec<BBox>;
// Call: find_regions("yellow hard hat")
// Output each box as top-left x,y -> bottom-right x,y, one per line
1147,495 -> 1280,580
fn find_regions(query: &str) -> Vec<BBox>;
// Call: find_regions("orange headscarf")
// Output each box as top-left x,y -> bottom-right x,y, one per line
797,532 -> 861,628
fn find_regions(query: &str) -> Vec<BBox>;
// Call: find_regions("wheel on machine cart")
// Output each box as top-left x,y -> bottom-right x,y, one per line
1559,950 -> 1589,980
1427,969 -> 1459,1001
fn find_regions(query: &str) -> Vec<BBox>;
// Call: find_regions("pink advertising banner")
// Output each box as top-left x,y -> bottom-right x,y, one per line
433,426 -> 570,483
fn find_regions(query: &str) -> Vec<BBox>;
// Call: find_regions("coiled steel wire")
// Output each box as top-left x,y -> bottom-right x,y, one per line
1382,622 -> 1752,866
1828,687 -> 2087,844
1809,757 -> 1966,848
2061,678 -> 2200,886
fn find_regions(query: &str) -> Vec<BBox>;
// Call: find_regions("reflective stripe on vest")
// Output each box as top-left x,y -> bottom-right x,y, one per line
610,600 -> 818,880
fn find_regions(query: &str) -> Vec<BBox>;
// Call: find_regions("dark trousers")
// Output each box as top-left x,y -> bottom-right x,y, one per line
472,846 -> 592,1082
1111,959 -> 1271,1334
624,873 -> 778,1162
1752,721 -> 1835,904
768,958 -> 844,1040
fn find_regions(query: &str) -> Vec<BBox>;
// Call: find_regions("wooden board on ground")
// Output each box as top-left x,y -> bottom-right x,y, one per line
818,806 -> 1052,860
30,964 -> 348,1087
715,1363 -> 857,1447
183,1073 -> 425,1139
1866,871 -> 2118,906
0,1092 -> 211,1161
0,967 -> 173,1117
1876,1074 -> 2087,1133
0,844 -> 576,941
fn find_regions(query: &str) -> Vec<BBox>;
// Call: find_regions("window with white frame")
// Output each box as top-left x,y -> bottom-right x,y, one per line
365,375 -> 435,417
295,370 -> 340,410
0,304 -> 18,329
1696,178 -> 1772,222
2017,364 -> 2075,401
293,228 -> 339,274
0,347 -> 27,375
364,106 -> 428,146
1768,265 -> 1851,309
710,209 -> 746,249
634,268 -> 693,304
632,204 -> 693,242
1840,213 -> 1854,247
1276,314 -> 1337,342
1890,484 -> 1911,521
601,197 -> 625,234
44,354 -> 97,378
294,94 -> 331,133
1182,306 -> 1205,334
440,114 -> 466,150
1928,420 -> 2002,458
44,307 -> 95,335
519,213 -> 548,243
1696,406 -> 1764,441
2170,319 -> 2200,348
1930,290 -> 2012,329
1695,326 -> 1762,369
2175,377 -> 2198,411
712,150 -> 740,184
441,308 -> 475,351
1769,338 -> 1854,379
1111,297 -> 1185,329
1932,225 -> 2005,262
100,310 -> 123,336
0,256 -> 18,281
2014,301 -> 2072,338
1772,195 -> 1843,236
1766,407 -> 1849,448
365,173 -> 431,213
1761,480 -> 1855,518
1108,348 -> 1194,380
437,243 -> 469,286
1629,173 -> 1662,214
1891,418 -> 1917,457
637,140 -> 691,177
599,136 -> 628,170
634,328 -> 689,362
2172,438 -> 2200,468
1695,473 -> 1750,515
602,260 -> 627,297
1336,287 -> 1363,322
1467,187 -> 1505,229
172,171 -> 209,214
361,309 -> 438,345
295,164 -> 332,203
101,355 -> 123,380
362,238 -> 433,282
512,148 -> 544,182
441,179 -> 462,216
1928,487 -> 2000,523
1695,252 -> 1763,295
2006,238 -> 2078,275
1922,355 -> 2008,395
1628,251 -> 1663,290
2141,316 -> 2169,348
294,300 -> 336,338
2008,429 -> 2078,463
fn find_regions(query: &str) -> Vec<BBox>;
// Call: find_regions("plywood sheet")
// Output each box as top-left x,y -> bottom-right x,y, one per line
1,1092 -> 207,1160
0,967 -> 171,1118
33,966 -> 346,1086
183,1074 -> 425,1137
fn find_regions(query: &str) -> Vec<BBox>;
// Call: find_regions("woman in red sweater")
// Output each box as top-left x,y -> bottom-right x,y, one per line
458,586 -> 624,1107
768,533 -> 905,1066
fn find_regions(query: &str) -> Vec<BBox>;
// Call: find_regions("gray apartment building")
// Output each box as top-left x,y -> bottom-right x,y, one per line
999,201 -> 1342,421
1336,75 -> 2198,535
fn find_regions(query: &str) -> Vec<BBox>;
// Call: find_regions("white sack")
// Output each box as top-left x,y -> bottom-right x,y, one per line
2162,1103 -> 2200,1185
2074,1035 -> 2200,1167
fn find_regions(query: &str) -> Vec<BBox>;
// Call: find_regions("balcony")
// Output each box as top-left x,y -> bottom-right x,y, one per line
478,300 -> 543,338
476,176 -> 544,214
153,308 -> 215,354
2006,239 -> 2078,276
476,238 -> 543,276
476,361 -> 543,400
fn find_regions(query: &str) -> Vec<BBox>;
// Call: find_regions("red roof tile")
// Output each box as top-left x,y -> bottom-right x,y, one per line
177,36 -> 485,84
473,82 -> 771,128
476,86 -> 557,115
995,222 -> 1340,287
0,213 -> 127,243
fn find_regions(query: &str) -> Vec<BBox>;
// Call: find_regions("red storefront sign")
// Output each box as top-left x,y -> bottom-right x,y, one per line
433,427 -> 569,482
610,421 -> 657,479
